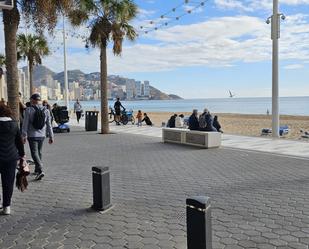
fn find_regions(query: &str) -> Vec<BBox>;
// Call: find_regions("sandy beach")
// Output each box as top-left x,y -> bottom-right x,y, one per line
146,112 -> 309,140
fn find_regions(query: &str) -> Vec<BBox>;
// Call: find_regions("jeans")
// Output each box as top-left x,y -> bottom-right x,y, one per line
0,160 -> 17,207
76,111 -> 82,123
28,138 -> 44,174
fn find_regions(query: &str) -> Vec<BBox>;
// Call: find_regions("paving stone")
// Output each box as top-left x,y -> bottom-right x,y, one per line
1,129 -> 309,249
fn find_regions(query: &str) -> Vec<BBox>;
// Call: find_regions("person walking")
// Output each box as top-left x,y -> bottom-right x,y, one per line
74,99 -> 83,123
22,94 -> 54,181
43,100 -> 54,127
136,110 -> 143,127
0,104 -> 25,215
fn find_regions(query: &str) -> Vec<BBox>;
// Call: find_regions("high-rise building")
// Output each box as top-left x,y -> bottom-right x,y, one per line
38,85 -> 48,100
125,79 -> 135,100
135,81 -> 142,97
18,69 -> 30,100
143,81 -> 150,97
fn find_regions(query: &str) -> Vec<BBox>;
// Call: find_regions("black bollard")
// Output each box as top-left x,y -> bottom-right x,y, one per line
186,196 -> 212,249
92,167 -> 112,211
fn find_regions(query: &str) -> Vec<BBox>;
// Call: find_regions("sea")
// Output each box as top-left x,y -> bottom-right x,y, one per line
58,96 -> 309,116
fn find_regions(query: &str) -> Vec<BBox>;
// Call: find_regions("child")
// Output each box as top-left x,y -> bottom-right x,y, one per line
136,110 -> 143,127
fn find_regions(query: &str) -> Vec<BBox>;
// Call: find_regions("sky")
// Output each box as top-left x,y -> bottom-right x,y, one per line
1,0 -> 309,99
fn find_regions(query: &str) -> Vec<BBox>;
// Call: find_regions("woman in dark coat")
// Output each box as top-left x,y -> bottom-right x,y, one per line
0,104 -> 25,215
188,109 -> 199,130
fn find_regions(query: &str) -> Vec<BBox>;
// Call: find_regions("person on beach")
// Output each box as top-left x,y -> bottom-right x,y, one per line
0,104 -> 25,215
175,114 -> 184,128
136,110 -> 143,127
114,98 -> 125,125
22,94 -> 54,180
188,109 -> 199,130
213,115 -> 223,133
167,114 -> 177,128
74,99 -> 83,124
199,108 -> 217,132
142,113 -> 153,126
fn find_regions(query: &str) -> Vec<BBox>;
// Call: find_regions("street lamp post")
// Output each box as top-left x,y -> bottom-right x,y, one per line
267,0 -> 285,138
62,14 -> 69,110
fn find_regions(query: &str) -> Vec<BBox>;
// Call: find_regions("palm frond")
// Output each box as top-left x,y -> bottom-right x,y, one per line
16,33 -> 50,66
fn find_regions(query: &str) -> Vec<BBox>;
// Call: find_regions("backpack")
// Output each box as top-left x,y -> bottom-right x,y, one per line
32,106 -> 46,130
199,114 -> 207,129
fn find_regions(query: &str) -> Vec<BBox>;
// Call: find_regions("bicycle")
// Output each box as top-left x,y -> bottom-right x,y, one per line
108,108 -> 129,125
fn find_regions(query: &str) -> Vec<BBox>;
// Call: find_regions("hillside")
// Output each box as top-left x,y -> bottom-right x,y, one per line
25,65 -> 183,100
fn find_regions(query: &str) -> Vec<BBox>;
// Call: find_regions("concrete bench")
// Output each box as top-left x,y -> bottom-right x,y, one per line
162,128 -> 221,148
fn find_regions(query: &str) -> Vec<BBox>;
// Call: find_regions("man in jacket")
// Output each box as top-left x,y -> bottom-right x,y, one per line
22,94 -> 54,181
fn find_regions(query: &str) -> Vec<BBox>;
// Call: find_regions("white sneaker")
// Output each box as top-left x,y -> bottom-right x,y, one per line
1,206 -> 10,215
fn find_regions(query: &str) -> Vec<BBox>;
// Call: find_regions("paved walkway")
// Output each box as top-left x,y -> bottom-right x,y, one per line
1,127 -> 309,249
71,119 -> 309,159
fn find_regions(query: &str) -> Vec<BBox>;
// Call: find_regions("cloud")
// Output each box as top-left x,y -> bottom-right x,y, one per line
215,0 -> 309,12
1,11 -> 309,76
284,64 -> 304,69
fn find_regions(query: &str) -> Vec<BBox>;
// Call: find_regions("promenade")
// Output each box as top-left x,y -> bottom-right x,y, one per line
1,125 -> 309,249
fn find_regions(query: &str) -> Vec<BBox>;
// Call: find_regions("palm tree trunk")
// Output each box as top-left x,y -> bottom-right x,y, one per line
29,61 -> 34,95
3,1 -> 20,120
100,44 -> 109,134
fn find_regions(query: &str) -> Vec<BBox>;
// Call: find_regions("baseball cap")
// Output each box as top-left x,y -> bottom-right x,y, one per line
30,93 -> 41,101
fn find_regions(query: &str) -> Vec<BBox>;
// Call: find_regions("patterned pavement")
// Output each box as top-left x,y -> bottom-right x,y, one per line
71,119 -> 309,159
0,126 -> 309,248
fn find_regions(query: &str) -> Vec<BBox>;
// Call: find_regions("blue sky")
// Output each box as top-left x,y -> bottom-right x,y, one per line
2,0 -> 309,98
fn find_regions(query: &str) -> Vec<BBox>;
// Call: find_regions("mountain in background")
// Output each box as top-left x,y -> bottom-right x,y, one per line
24,65 -> 182,100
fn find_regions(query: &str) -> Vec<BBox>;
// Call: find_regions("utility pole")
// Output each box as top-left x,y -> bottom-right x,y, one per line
266,0 -> 285,138
63,14 -> 69,110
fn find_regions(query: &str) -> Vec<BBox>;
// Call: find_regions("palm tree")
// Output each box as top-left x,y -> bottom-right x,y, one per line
17,34 -> 49,95
3,1 -> 20,117
0,54 -> 5,66
69,0 -> 138,134
2,0 -> 73,119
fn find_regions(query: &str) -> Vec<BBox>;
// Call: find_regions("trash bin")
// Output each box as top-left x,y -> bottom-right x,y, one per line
85,111 -> 99,131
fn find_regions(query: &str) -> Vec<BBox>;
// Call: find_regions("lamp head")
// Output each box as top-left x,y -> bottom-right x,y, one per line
266,19 -> 271,24
281,14 -> 286,20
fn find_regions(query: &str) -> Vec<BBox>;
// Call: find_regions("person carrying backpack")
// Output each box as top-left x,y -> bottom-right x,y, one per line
22,94 -> 54,181
199,108 -> 217,132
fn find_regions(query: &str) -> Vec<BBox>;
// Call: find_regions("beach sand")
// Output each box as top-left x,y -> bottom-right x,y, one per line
146,112 -> 309,140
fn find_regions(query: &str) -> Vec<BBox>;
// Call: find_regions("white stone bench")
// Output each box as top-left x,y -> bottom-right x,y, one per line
162,128 -> 221,148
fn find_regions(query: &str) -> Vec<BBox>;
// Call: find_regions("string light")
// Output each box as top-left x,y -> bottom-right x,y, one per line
138,0 -> 207,35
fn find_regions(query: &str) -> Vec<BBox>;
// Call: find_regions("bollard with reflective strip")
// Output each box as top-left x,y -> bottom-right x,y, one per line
92,167 -> 112,211
186,196 -> 212,249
